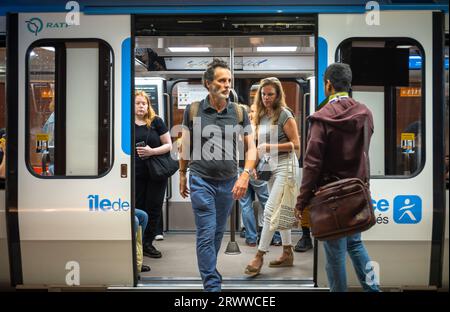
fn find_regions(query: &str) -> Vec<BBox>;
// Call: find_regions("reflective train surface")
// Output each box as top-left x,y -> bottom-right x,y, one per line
0,0 -> 448,291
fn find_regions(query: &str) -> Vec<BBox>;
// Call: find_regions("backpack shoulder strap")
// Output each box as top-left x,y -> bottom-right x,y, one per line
233,102 -> 244,124
189,101 -> 201,124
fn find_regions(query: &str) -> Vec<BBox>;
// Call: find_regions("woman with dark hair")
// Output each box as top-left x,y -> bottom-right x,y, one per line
135,90 -> 172,258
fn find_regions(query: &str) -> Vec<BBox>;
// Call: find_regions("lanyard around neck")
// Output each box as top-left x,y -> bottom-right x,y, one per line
328,92 -> 349,104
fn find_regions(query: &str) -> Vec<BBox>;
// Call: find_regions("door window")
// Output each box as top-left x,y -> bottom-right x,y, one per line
26,40 -> 113,177
337,39 -> 425,177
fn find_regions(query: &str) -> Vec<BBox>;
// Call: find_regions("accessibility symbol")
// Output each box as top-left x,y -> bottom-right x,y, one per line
393,195 -> 422,224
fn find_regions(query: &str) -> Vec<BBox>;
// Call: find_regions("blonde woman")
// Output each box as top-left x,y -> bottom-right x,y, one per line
245,77 -> 300,277
135,90 -> 172,259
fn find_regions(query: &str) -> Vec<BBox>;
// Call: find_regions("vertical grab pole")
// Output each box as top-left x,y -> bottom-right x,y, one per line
225,45 -> 240,255
225,200 -> 241,255
229,45 -> 234,89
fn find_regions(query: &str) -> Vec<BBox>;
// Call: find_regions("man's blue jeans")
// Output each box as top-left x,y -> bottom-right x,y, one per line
239,177 -> 269,243
323,233 -> 381,292
190,175 -> 236,292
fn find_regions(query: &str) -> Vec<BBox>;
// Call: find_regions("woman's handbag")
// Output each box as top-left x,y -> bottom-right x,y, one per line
146,152 -> 179,180
308,121 -> 375,241
142,123 -> 179,181
256,154 -> 272,181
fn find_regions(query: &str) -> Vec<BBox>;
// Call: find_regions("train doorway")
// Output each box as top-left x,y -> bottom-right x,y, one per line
132,15 -> 317,289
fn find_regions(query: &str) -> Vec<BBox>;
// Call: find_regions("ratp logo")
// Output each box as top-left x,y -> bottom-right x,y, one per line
26,18 -> 43,36
393,195 -> 422,224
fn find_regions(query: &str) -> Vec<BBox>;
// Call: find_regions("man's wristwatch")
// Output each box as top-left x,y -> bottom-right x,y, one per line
243,168 -> 252,175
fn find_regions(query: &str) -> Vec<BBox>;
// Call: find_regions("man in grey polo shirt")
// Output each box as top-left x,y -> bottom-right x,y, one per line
179,58 -> 257,292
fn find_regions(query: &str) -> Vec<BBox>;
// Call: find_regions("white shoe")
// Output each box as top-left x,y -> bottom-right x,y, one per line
155,234 -> 164,241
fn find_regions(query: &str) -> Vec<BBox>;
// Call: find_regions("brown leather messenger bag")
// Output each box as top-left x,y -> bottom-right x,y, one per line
308,120 -> 376,241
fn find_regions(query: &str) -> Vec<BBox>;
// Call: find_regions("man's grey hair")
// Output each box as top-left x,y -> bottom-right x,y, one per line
324,63 -> 352,92
202,58 -> 230,89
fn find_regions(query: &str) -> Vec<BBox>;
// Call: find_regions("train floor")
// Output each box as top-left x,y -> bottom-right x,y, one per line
137,232 -> 315,290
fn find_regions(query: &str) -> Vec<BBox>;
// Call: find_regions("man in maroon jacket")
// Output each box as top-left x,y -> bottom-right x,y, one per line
295,63 -> 380,292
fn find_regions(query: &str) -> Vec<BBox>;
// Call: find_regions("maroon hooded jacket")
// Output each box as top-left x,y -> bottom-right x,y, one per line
296,96 -> 374,211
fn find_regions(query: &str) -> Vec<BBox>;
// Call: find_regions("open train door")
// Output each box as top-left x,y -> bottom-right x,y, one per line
6,12 -> 134,287
317,10 -> 446,289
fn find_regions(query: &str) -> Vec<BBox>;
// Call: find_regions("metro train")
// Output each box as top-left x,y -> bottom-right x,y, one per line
0,0 -> 448,291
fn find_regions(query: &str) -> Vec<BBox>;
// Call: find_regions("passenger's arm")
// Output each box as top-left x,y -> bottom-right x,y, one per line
136,132 -> 172,158
243,133 -> 257,171
283,118 -> 301,157
232,133 -> 256,200
295,120 -> 326,211
154,132 -> 172,155
179,127 -> 190,198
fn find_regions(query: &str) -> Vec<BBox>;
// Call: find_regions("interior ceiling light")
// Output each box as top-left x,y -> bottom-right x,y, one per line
168,47 -> 210,52
257,46 -> 297,52
232,23 -> 311,27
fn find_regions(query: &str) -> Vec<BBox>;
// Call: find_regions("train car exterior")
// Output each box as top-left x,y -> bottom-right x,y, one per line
0,0 -> 448,291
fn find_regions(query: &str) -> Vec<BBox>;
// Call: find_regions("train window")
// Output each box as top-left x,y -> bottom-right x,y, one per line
337,39 -> 425,177
26,40 -> 113,177
171,80 -> 205,135
0,43 -> 5,186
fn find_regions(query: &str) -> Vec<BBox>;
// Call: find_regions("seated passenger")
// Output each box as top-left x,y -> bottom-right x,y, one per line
134,208 -> 151,273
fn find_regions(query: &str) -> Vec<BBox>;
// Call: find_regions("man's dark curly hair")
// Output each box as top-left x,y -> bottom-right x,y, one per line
202,58 -> 230,89
324,63 -> 352,92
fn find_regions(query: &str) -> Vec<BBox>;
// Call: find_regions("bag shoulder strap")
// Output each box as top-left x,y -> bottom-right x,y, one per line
188,101 -> 201,124
185,101 -> 201,160
233,102 -> 244,124
363,118 -> 370,184
189,101 -> 243,124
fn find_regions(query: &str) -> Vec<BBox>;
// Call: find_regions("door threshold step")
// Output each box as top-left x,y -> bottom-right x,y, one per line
109,277 -> 327,291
